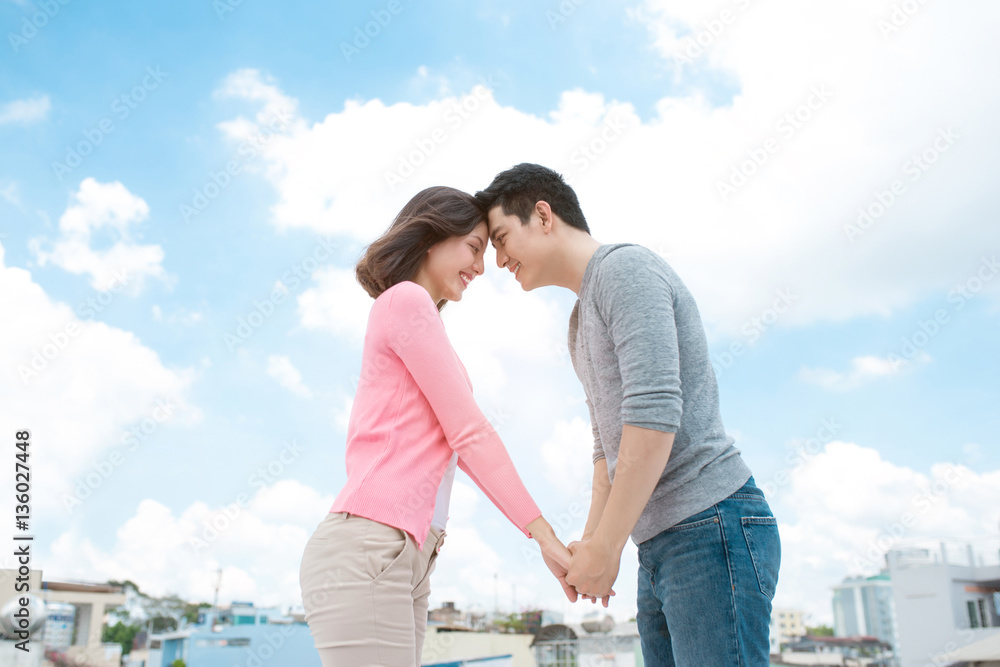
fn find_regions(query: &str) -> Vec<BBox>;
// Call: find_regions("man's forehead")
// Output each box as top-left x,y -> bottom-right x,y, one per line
488,215 -> 505,243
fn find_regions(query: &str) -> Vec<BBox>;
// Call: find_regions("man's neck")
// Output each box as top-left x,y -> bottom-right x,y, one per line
551,233 -> 603,296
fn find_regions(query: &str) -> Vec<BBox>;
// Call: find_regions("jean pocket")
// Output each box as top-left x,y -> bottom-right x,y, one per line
741,517 -> 780,600
363,520 -> 409,582
665,506 -> 719,533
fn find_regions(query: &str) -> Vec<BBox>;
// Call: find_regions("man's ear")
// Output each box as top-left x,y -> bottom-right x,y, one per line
535,200 -> 553,230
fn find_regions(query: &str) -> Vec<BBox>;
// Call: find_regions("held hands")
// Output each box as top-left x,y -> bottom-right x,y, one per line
565,538 -> 619,607
531,518 -> 617,608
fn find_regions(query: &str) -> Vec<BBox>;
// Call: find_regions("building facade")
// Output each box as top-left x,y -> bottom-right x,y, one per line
888,543 -> 1000,667
832,572 -> 898,650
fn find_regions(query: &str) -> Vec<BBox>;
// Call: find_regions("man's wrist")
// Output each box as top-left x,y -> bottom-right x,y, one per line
592,523 -> 627,555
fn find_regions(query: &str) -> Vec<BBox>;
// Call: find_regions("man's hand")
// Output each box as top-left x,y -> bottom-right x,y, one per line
567,540 -> 614,607
565,537 -> 621,601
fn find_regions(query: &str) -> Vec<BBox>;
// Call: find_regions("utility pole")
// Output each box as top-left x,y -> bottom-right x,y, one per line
211,568 -> 222,628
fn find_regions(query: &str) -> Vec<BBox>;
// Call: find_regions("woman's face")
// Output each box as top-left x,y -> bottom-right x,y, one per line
419,220 -> 488,303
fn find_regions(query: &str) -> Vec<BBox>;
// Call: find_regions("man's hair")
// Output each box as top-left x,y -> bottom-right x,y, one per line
474,163 -> 590,234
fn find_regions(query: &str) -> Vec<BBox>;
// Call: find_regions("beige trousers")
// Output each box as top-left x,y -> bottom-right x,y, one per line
298,511 -> 445,666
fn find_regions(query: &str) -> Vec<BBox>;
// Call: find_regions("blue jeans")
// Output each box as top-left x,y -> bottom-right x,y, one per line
636,476 -> 780,666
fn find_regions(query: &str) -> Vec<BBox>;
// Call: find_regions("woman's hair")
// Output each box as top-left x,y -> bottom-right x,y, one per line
356,186 -> 485,311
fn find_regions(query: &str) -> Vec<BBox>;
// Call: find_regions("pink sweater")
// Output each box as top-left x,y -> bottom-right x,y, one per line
330,280 -> 542,550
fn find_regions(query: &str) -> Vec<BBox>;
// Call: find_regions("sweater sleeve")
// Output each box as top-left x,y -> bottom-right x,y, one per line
586,396 -> 606,464
594,246 -> 683,433
386,282 -> 542,537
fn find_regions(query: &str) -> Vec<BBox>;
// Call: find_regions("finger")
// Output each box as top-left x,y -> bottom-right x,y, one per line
601,594 -> 611,607
559,576 -> 578,603
547,544 -> 572,570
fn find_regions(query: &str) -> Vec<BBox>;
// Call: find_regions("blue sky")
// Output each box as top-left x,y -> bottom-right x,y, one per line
2,0 -> 999,629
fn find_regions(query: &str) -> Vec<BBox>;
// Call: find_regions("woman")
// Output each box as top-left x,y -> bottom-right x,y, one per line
298,186 -> 574,666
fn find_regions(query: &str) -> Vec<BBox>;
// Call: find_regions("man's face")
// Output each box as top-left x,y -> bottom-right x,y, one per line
487,204 -> 543,290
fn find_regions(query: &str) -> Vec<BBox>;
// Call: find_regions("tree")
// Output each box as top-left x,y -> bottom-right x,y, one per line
807,624 -> 834,637
183,601 -> 213,625
102,621 -> 141,656
493,613 -> 527,634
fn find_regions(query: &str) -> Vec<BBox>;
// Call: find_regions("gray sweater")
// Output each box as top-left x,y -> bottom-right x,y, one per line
568,243 -> 752,544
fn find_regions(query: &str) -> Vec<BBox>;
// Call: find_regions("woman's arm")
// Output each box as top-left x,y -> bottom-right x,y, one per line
386,282 -> 541,535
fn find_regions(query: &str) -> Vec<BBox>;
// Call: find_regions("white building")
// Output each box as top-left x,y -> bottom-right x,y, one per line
832,571 -> 899,649
887,542 -> 1000,667
772,607 -> 809,650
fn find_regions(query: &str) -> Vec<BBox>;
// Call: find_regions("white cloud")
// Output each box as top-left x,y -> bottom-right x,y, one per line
30,178 -> 171,294
296,266 -> 373,345
214,68 -> 301,135
0,241 -> 199,519
332,393 -> 353,433
0,94 -> 50,125
152,304 -> 204,325
442,276 -> 571,403
43,480 -> 333,607
797,352 -> 927,391
0,181 -> 22,208
266,354 -> 313,398
540,417 -> 598,501
213,5 -> 1000,334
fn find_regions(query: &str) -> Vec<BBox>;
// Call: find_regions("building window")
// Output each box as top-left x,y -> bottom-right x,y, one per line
969,601 -> 980,629
978,599 -> 990,628
535,642 -> 578,667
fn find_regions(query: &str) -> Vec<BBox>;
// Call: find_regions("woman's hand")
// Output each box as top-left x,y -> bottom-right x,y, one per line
541,548 -> 579,603
528,517 -> 578,601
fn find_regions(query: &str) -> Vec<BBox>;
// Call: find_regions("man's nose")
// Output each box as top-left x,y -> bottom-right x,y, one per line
495,248 -> 507,269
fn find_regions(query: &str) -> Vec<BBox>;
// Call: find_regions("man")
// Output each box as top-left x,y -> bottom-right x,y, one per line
475,163 -> 780,666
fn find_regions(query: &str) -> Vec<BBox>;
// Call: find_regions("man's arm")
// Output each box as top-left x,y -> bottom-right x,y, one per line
581,458 -> 611,540
566,424 -> 675,598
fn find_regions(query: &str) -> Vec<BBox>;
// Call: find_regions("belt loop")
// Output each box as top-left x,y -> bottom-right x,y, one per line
436,530 -> 446,554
